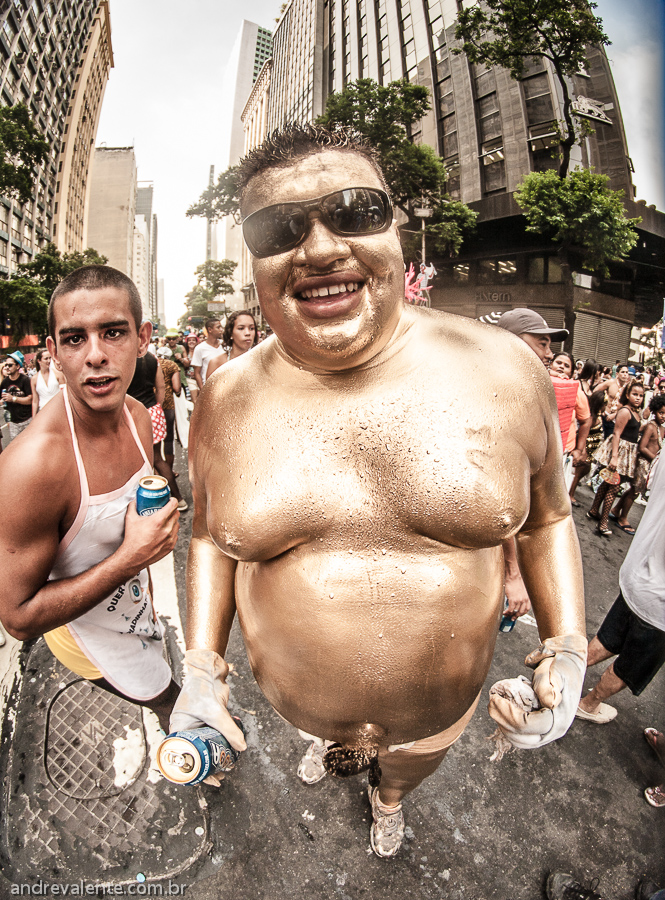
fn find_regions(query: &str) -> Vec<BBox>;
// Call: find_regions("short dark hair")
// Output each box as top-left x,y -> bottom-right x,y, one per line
236,124 -> 388,212
223,310 -> 258,349
205,317 -> 220,332
48,265 -> 142,339
649,393 -> 665,415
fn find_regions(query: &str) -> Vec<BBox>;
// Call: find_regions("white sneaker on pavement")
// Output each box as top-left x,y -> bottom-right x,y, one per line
368,785 -> 405,858
297,740 -> 327,784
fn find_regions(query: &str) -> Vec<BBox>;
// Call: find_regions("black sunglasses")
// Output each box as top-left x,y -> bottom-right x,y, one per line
242,187 -> 393,259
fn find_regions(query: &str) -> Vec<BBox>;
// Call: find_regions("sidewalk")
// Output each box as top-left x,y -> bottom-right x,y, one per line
0,486 -> 663,898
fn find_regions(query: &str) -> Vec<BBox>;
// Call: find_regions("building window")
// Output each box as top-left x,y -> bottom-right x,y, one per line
478,258 -> 517,284
527,255 -> 563,284
445,158 -> 460,200
480,141 -> 505,192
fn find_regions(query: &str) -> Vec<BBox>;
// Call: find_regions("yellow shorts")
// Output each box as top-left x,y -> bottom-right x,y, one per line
43,625 -> 102,681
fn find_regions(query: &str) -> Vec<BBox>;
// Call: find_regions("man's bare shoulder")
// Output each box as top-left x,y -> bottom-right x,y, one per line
0,395 -> 76,516
411,306 -> 551,390
125,394 -> 153,449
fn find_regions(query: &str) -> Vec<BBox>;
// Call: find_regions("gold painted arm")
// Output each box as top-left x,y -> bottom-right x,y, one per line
515,516 -> 585,639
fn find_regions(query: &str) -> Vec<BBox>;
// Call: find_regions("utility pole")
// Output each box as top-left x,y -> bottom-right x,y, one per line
205,165 -> 214,261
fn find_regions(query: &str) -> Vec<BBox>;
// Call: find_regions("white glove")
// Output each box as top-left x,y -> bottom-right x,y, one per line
170,649 -> 247,752
488,634 -> 587,750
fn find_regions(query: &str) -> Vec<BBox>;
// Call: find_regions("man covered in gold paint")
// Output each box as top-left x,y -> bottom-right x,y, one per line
171,125 -> 587,858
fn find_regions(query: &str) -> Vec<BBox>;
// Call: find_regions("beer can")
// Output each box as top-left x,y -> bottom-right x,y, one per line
136,475 -> 170,516
156,720 -> 244,786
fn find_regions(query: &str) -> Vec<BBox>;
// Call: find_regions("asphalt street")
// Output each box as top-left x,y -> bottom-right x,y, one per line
1,450 -> 663,900
166,465 -> 665,900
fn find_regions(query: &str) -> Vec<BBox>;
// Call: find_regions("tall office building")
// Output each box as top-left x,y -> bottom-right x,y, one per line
267,0 -> 665,363
268,0 -> 323,130
240,58 -> 272,319
0,0 -> 113,283
136,183 -> 158,320
222,20 -> 272,308
53,0 -> 112,253
86,146 -> 137,277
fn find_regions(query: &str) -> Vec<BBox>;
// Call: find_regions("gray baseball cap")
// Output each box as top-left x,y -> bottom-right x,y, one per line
496,308 -> 568,342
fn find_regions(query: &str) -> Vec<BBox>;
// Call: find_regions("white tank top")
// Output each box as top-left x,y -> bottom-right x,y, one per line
36,365 -> 61,409
48,387 -> 171,699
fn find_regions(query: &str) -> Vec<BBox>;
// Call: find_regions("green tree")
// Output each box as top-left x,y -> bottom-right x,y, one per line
187,80 -> 476,257
0,243 -> 107,342
187,166 -> 241,224
180,259 -> 237,325
317,78 -> 477,256
454,0 -> 609,178
515,169 -> 640,275
317,79 -> 443,214
0,104 -> 50,205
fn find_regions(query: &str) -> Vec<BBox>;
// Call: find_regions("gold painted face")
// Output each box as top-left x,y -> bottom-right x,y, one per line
242,150 -> 405,371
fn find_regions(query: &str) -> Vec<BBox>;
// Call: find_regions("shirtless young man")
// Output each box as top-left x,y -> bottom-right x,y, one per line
0,266 -> 180,731
171,126 -> 587,857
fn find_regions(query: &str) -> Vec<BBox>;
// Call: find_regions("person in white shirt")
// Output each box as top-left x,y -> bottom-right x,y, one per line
575,450 -> 665,725
190,318 -> 223,390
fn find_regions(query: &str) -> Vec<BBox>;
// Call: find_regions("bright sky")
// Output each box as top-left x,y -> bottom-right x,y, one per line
95,0 -> 665,327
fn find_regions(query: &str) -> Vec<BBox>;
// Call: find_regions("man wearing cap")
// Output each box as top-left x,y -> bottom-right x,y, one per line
497,308 -> 591,466
495,307 -> 567,366
1,352 -> 33,441
165,330 -> 188,382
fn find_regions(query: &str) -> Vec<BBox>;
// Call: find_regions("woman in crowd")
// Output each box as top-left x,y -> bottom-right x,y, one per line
587,379 -> 645,536
183,333 -> 200,404
602,363 -> 631,437
206,310 -> 258,379
549,351 -> 592,490
631,393 -> 665,503
31,348 -> 65,417
568,389 -> 607,507
577,358 -> 610,399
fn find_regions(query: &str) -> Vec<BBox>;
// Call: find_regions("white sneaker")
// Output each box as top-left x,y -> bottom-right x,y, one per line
297,741 -> 327,784
177,499 -> 189,511
368,785 -> 405,858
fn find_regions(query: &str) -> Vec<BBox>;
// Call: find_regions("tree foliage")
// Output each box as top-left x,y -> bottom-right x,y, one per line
0,243 -> 107,342
181,259 -> 237,323
187,166 -> 241,224
0,104 -> 50,205
454,0 -> 609,177
317,78 -> 477,255
515,169 -> 640,274
317,79 -> 443,213
187,78 -> 477,257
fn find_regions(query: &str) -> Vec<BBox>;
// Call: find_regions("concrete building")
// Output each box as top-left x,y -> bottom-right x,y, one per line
221,20 -> 272,309
86,146 -> 137,277
52,0 -> 113,254
266,0 -> 665,364
240,58 -> 272,322
136,183 -> 158,320
0,0 -> 113,348
132,214 -> 149,317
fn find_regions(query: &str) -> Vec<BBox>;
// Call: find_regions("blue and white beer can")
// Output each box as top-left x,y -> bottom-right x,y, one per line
136,475 -> 170,516
156,720 -> 245,785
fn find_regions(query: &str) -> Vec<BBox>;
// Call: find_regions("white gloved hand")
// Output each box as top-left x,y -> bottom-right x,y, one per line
170,649 -> 247,752
488,634 -> 587,750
